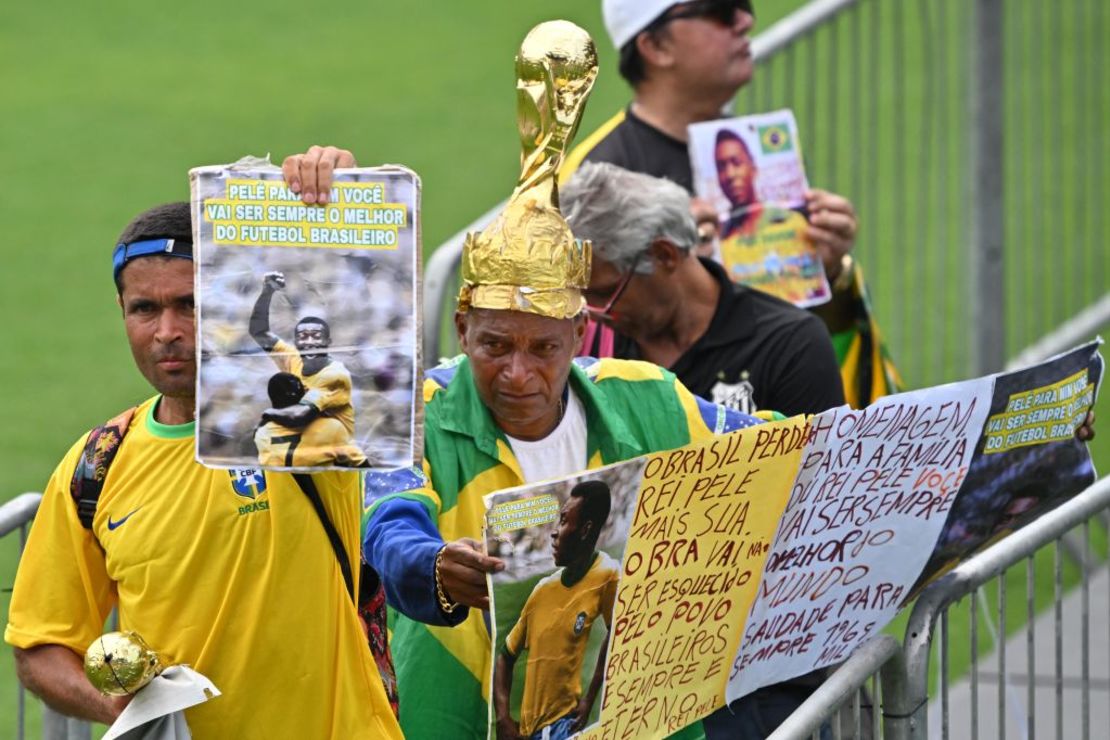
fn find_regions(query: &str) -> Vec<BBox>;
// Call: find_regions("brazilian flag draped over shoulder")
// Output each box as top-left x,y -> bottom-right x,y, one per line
561,109 -> 903,410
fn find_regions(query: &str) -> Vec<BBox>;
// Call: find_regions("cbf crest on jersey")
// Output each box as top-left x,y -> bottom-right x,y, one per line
229,469 -> 267,500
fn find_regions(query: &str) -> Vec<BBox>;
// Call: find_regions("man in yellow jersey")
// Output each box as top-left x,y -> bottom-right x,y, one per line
255,371 -> 368,467
249,270 -> 358,445
6,202 -> 401,739
494,480 -> 618,740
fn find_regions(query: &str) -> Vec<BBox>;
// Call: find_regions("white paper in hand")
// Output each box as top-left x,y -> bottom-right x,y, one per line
103,666 -> 220,740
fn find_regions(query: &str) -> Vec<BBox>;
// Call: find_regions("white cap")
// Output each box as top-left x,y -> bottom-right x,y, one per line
602,0 -> 675,50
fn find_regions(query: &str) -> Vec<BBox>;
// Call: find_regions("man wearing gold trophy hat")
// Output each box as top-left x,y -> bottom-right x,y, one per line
286,20 -> 765,739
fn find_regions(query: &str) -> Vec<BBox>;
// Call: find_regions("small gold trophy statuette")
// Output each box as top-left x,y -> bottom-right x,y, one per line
84,631 -> 164,696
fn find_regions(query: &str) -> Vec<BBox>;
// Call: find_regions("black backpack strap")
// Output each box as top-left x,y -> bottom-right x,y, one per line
69,407 -> 137,529
292,473 -> 355,601
291,474 -> 402,717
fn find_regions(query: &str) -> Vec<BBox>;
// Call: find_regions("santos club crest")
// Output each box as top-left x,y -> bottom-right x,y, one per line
711,379 -> 756,414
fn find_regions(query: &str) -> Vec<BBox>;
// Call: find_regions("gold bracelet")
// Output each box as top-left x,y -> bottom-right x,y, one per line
831,254 -> 855,293
434,546 -> 460,615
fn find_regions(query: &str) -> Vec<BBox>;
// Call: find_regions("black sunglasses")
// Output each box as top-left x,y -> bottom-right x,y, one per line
648,0 -> 755,31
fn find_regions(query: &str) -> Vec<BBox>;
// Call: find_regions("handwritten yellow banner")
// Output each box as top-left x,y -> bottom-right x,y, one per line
580,417 -> 807,740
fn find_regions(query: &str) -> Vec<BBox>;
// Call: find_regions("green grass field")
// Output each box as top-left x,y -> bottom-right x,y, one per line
1,0 -> 1106,734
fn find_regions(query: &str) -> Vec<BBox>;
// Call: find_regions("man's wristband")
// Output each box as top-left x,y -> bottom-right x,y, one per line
434,546 -> 460,615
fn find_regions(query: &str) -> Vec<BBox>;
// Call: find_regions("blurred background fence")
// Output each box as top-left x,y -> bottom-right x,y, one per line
743,0 -> 1108,385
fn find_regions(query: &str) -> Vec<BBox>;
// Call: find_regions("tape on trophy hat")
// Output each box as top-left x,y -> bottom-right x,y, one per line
84,630 -> 165,696
458,20 -> 598,320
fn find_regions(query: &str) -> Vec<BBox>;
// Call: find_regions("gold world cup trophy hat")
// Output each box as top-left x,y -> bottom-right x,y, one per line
457,20 -> 598,319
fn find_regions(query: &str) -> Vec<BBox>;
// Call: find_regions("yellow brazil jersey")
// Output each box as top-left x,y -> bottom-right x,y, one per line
269,339 -> 356,436
5,396 -> 399,740
255,417 -> 367,468
504,551 -> 619,737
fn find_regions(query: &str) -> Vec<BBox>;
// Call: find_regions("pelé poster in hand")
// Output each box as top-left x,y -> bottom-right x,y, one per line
688,110 -> 830,308
191,160 -> 421,472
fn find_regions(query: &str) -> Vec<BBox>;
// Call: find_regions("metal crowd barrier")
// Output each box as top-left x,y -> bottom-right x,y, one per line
886,474 -> 1110,739
764,475 -> 1110,740
1,494 -> 42,740
769,634 -> 897,740
6,478 -> 1108,739
0,494 -> 90,740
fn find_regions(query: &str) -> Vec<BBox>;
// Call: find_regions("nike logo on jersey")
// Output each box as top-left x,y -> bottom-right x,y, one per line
107,508 -> 141,531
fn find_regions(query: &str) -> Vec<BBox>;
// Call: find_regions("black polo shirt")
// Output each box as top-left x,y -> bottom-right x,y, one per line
582,107 -> 695,192
613,258 -> 845,417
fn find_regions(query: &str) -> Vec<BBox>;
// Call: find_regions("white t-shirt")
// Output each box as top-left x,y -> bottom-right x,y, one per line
505,390 -> 588,483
